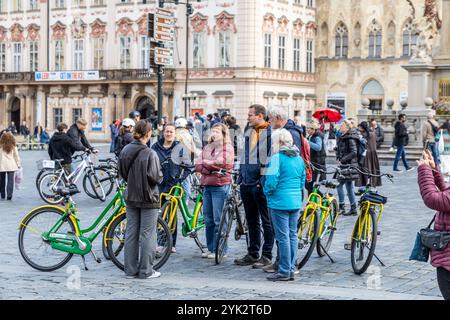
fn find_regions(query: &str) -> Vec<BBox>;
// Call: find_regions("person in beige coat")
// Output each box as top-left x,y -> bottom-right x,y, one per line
422,110 -> 441,165
0,132 -> 21,200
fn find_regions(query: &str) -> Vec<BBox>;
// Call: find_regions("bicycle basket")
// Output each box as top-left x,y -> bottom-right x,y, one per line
360,192 -> 387,205
36,160 -> 55,171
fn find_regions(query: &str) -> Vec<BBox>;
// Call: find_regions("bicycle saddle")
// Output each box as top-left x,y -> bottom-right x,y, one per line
55,185 -> 81,197
319,180 -> 338,189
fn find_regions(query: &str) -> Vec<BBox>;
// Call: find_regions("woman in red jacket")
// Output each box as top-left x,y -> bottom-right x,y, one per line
417,150 -> 450,300
195,123 -> 234,259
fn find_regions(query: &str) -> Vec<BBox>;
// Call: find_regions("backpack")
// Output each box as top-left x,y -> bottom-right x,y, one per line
290,124 -> 312,182
114,135 -> 124,157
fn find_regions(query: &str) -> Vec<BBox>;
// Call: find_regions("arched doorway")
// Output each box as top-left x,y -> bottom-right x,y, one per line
362,79 -> 384,112
135,96 -> 155,120
10,97 -> 20,132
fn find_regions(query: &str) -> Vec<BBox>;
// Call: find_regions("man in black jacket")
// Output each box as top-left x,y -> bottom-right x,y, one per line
48,123 -> 88,174
393,114 -> 413,172
67,119 -> 95,155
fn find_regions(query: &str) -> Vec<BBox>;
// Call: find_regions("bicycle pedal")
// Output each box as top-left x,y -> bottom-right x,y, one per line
344,243 -> 351,250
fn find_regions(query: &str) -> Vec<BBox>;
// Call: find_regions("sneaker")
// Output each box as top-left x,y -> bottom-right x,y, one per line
252,256 -> 272,269
125,274 -> 137,279
207,252 -> 215,259
338,204 -> 346,215
234,254 -> 259,266
389,147 -> 394,153
202,251 -> 213,258
267,272 -> 290,282
406,167 -> 415,172
171,247 -> 177,253
262,263 -> 277,273
393,169 -> 402,173
342,204 -> 357,216
294,269 -> 300,275
289,272 -> 295,281
141,271 -> 161,279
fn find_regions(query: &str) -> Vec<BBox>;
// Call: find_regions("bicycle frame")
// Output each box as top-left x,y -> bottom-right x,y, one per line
304,187 -> 338,238
160,183 -> 204,235
39,186 -> 126,256
352,201 -> 384,242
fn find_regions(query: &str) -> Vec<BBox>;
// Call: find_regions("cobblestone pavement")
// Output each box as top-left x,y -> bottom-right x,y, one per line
0,146 -> 443,300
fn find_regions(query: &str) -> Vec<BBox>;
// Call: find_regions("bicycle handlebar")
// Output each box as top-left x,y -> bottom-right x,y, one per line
309,162 -> 394,183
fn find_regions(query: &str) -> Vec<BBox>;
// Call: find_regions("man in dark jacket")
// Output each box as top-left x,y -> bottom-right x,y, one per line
48,123 -> 87,174
20,121 -> 30,138
335,120 -> 360,216
235,104 -> 274,269
370,119 -> 384,148
267,106 -> 302,150
67,118 -> 94,155
393,114 -> 413,172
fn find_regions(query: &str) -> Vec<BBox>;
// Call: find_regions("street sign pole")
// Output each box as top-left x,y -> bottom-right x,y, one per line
157,1 -> 164,124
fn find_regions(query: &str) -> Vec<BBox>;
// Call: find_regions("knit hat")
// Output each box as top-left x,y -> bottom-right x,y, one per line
306,119 -> 320,130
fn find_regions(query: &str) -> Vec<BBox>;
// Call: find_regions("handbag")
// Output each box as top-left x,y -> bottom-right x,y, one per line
409,232 -> 430,262
420,215 -> 450,251
15,167 -> 23,190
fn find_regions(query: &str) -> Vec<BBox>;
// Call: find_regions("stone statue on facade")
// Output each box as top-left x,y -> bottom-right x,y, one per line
409,0 -> 442,64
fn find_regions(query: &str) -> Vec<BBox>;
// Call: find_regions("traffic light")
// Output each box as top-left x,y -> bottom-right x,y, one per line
148,13 -> 155,38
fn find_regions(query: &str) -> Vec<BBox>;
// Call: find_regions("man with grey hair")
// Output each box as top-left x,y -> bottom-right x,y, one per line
422,109 -> 440,165
267,106 -> 302,150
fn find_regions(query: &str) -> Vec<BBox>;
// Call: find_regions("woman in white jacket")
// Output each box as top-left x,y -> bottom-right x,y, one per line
0,132 -> 21,200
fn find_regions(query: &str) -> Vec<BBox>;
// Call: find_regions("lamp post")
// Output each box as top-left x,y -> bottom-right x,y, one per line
182,92 -> 198,117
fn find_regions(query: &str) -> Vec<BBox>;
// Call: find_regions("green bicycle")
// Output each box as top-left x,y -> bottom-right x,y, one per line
160,162 -> 206,252
18,182 -> 173,272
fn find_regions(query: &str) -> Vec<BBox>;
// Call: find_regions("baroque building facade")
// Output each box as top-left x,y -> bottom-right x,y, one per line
0,0 -> 317,141
314,0 -> 443,118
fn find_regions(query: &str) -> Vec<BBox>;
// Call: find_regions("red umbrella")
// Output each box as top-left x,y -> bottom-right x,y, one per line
312,108 -> 342,123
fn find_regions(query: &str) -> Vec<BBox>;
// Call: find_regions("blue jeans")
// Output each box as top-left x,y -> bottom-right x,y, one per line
182,177 -> 191,203
393,144 -> 410,170
271,209 -> 299,276
203,185 -> 230,253
337,181 -> 356,206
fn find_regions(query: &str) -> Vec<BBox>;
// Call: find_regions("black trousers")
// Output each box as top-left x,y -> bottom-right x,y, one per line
437,267 -> 450,300
240,185 -> 274,259
0,171 -> 15,199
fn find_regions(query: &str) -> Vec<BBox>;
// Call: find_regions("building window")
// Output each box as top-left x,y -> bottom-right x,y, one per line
306,40 -> 314,73
54,0 -> 65,9
93,37 -> 104,69
0,0 -> 5,13
335,23 -> 348,58
193,32 -> 204,68
12,0 -> 22,11
293,38 -> 301,71
368,20 -> 382,58
73,39 -> 84,70
93,0 -> 104,5
306,0 -> 314,7
29,0 -> 38,10
120,36 -> 131,69
278,36 -> 286,70
402,19 -> 419,57
54,108 -> 63,128
140,36 -> 149,69
72,0 -> 84,7
264,33 -> 272,68
72,108 -> 82,124
29,41 -> 38,71
218,31 -> 231,68
55,40 -> 64,71
294,0 -> 301,4
13,43 -> 22,72
0,43 -> 5,72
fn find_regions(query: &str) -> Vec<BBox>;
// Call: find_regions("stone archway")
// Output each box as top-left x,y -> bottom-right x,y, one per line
134,95 -> 155,120
361,79 -> 384,112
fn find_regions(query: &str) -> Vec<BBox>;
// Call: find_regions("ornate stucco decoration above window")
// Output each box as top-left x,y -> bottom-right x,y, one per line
216,1 -> 234,8
262,13 -> 276,33
191,13 -> 210,35
116,17 -> 135,39
26,24 -> 40,41
277,16 -> 289,35
0,26 -> 7,42
137,15 -> 149,36
52,21 -> 66,41
305,21 -> 317,38
90,19 -> 107,38
213,11 -> 237,34
71,18 -> 87,39
10,23 -> 24,42
293,19 -> 304,37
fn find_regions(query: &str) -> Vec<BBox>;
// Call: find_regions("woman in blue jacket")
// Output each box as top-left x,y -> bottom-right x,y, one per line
263,128 -> 306,281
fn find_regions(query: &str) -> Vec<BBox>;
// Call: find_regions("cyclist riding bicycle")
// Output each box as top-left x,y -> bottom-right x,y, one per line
67,118 -> 98,157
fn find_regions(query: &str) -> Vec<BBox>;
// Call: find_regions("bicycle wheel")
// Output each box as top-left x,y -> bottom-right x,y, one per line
297,207 -> 319,269
83,170 -> 106,201
18,207 -> 75,271
36,168 -> 52,190
38,173 -> 65,205
83,168 -> 113,200
215,202 -> 234,264
105,214 -> 173,271
317,199 -> 338,257
350,208 -> 377,275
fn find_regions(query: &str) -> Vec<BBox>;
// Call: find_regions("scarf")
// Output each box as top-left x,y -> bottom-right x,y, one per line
250,122 -> 270,150
279,145 -> 300,157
